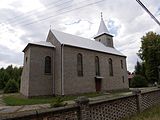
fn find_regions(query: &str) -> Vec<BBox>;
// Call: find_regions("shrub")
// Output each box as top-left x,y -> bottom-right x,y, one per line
131,75 -> 148,88
4,79 -> 19,93
50,97 -> 67,107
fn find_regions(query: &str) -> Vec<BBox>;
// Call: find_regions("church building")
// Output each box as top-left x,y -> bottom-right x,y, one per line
20,16 -> 129,97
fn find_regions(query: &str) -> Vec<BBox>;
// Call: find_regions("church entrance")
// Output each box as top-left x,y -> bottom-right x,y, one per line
95,78 -> 102,92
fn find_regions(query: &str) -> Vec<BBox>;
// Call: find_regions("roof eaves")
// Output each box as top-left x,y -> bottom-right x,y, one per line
94,33 -> 113,39
22,43 -> 55,52
63,44 -> 126,57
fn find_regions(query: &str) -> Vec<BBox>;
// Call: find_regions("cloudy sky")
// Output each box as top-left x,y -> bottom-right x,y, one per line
0,0 -> 160,72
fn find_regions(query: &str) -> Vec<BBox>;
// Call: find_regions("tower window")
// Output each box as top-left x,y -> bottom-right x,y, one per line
45,56 -> 51,74
77,53 -> 83,76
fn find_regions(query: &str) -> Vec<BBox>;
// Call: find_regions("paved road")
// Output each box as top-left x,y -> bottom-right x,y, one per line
0,104 -> 50,114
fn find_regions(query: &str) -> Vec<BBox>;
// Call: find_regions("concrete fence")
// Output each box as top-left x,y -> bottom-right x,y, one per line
1,89 -> 160,120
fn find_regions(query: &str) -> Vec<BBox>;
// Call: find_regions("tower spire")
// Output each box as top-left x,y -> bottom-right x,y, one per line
94,13 -> 111,38
94,13 -> 114,48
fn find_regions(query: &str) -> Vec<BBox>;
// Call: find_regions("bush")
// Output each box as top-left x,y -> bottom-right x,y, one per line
4,79 -> 19,93
50,97 -> 67,107
131,75 -> 148,88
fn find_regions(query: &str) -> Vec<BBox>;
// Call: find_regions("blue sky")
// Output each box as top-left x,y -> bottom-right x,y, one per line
0,0 -> 160,72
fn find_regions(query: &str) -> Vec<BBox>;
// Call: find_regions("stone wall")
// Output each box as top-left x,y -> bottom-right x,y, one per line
46,30 -> 62,95
2,89 -> 160,120
21,44 -> 55,97
63,45 -> 128,95
29,45 -> 54,97
89,95 -> 137,120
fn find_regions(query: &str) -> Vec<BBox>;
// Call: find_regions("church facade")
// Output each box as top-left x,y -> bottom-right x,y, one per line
20,17 -> 129,97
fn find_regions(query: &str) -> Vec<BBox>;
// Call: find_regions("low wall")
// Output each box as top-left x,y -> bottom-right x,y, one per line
1,88 -> 160,120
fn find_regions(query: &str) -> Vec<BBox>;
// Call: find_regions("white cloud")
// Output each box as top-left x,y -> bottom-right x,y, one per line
0,0 -> 159,72
0,0 -> 16,9
0,23 -> 25,52
12,0 -> 46,13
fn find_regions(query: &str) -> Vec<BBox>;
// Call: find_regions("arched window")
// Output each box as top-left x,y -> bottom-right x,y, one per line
77,53 -> 83,76
109,58 -> 113,76
95,56 -> 100,76
45,56 -> 51,74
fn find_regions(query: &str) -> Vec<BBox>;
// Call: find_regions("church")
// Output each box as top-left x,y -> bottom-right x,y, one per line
20,16 -> 129,97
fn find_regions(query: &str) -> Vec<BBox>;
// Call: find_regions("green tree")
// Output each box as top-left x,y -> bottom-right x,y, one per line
138,32 -> 160,84
131,75 -> 148,88
0,65 -> 23,90
135,61 -> 146,79
135,61 -> 142,75
4,79 -> 19,93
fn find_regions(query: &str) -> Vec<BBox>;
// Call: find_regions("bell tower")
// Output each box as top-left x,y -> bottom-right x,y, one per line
94,13 -> 114,48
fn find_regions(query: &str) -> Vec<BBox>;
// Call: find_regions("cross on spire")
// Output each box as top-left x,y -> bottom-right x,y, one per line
94,13 -> 113,38
101,12 -> 103,19
50,25 -> 52,30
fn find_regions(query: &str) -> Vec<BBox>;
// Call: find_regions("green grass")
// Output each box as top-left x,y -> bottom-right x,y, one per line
2,89 -> 131,106
124,104 -> 160,120
2,92 -> 103,106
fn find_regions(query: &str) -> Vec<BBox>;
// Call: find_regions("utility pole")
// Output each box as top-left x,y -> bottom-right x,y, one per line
136,0 -> 160,26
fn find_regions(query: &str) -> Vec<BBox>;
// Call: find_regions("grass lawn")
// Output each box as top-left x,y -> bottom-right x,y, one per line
2,92 -> 104,106
2,89 -> 131,106
124,104 -> 160,120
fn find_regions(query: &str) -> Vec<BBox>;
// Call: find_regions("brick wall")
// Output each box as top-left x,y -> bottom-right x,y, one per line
2,89 -> 160,120
141,90 -> 160,111
89,95 -> 137,120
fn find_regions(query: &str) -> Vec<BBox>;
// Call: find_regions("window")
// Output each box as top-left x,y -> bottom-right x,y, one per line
109,58 -> 113,76
99,39 -> 101,42
95,56 -> 100,76
45,56 -> 51,74
121,60 -> 123,69
122,76 -> 125,83
107,38 -> 110,41
26,57 -> 28,63
77,53 -> 83,76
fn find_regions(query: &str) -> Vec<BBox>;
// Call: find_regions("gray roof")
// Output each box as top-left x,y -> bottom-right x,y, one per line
94,17 -> 113,38
29,41 -> 55,48
51,29 -> 125,57
23,41 -> 55,52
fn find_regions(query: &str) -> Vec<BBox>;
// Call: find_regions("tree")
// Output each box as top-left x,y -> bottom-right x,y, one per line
134,61 -> 146,79
0,65 -> 23,90
138,32 -> 160,84
135,61 -> 142,75
131,75 -> 148,88
4,79 -> 19,93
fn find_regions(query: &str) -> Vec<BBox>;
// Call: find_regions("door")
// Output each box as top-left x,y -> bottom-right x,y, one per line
95,78 -> 101,92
